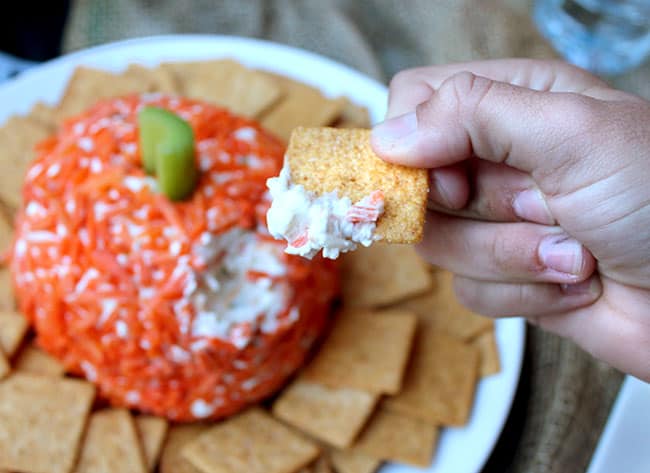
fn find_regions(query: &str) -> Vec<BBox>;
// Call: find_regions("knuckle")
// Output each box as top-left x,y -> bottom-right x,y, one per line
490,228 -> 543,277
438,71 -> 496,118
388,69 -> 419,95
512,283 -> 532,308
414,96 -> 436,125
387,68 -> 436,117
490,236 -> 515,274
557,95 -> 602,136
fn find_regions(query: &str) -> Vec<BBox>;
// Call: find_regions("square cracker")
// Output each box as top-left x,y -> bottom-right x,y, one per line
341,243 -> 432,308
286,127 -> 428,243
384,325 -> 480,426
163,60 -> 281,118
0,311 -> 29,357
123,64 -> 180,95
328,449 -> 381,473
29,102 -> 59,130
13,344 -> 65,376
298,457 -> 332,473
394,270 -> 493,341
135,415 -> 169,472
335,98 -> 371,129
352,409 -> 437,468
56,66 -> 146,120
0,115 -> 53,209
302,309 -> 417,394
160,424 -> 209,473
74,408 -> 147,473
0,373 -> 95,473
0,270 -> 14,311
183,407 -> 319,473
272,378 -> 379,448
473,330 -> 501,377
260,73 -> 345,142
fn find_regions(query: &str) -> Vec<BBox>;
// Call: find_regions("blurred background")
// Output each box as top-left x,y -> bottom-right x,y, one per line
2,0 -> 649,94
1,1 -> 648,473
0,1 -> 70,76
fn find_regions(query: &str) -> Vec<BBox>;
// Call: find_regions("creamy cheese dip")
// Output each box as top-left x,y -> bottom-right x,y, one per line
12,94 -> 339,422
266,165 -> 385,259
187,228 -> 291,349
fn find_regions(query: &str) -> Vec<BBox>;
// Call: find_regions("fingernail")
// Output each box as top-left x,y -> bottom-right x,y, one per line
538,233 -> 585,276
371,112 -> 418,144
561,276 -> 601,296
513,188 -> 554,225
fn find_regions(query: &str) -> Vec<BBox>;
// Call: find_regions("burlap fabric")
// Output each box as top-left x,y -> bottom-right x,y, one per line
64,1 -> 648,471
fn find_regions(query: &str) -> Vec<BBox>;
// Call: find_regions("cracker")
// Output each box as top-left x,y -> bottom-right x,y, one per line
260,74 -> 346,141
328,449 -> 381,473
74,408 -> 147,473
335,99 -> 371,128
13,343 -> 65,376
160,424 -> 209,473
29,102 -> 59,130
124,64 -> 180,95
57,66 -> 145,119
384,325 -> 480,426
352,409 -> 437,468
298,457 -> 332,473
341,243 -> 432,308
135,415 -> 169,472
473,330 -> 501,377
183,407 -> 319,473
0,373 -> 95,473
164,60 -> 281,118
286,127 -> 428,243
395,270 -> 493,341
0,115 -> 52,209
273,378 -> 379,448
303,309 -> 417,394
0,270 -> 14,311
0,311 -> 29,357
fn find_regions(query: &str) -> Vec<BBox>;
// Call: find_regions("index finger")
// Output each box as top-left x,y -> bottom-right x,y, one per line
386,59 -> 610,119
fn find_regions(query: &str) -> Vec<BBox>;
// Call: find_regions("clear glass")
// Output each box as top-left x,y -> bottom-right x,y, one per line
534,0 -> 650,75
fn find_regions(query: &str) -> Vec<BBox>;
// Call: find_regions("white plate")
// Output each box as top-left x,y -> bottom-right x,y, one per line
0,35 -> 526,473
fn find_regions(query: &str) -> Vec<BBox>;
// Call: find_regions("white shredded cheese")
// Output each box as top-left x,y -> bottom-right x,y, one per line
98,298 -> 118,325
125,390 -> 141,404
266,164 -> 385,259
80,361 -> 97,382
115,320 -> 129,338
191,399 -> 215,418
46,163 -> 62,178
78,137 -> 94,152
188,230 -> 292,349
234,126 -> 257,143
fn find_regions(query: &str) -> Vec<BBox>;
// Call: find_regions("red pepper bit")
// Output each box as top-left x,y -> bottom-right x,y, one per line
346,190 -> 385,223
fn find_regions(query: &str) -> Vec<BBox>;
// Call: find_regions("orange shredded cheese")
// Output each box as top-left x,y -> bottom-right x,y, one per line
10,95 -> 339,421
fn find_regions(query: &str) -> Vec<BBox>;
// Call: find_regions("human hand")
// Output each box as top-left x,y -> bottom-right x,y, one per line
371,59 -> 650,381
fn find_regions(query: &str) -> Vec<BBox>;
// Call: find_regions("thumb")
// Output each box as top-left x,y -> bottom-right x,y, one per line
371,71 -> 602,177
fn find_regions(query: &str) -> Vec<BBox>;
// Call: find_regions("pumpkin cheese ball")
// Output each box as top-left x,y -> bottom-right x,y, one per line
9,94 -> 339,421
